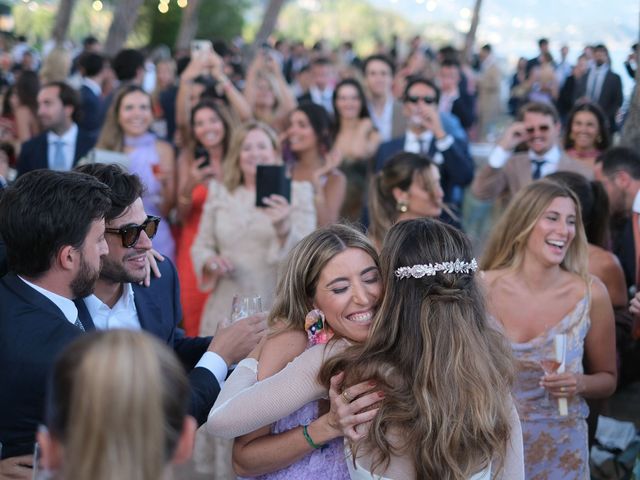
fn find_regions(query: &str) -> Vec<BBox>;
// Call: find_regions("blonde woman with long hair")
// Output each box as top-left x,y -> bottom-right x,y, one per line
37,330 -> 195,480
208,218 -> 524,479
480,179 -> 616,479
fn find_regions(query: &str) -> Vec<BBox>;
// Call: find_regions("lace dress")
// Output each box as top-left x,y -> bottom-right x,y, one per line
208,342 -> 524,480
125,133 -> 175,261
508,294 -> 591,479
240,401 -> 350,480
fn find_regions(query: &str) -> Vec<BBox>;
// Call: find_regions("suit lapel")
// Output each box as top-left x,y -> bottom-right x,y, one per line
74,298 -> 96,331
132,285 -> 164,339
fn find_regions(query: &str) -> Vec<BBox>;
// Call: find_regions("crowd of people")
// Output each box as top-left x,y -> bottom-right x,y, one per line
0,29 -> 637,480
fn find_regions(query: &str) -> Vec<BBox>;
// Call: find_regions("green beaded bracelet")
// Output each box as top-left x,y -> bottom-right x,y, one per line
302,424 -> 324,450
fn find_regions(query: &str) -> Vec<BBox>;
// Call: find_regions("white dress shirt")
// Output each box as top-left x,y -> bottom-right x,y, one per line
18,276 -> 78,325
404,130 -> 454,165
586,64 -> 609,102
81,77 -> 102,97
488,144 -> 561,178
84,284 -> 228,386
368,96 -> 394,142
47,123 -> 78,172
632,190 -> 640,215
309,86 -> 334,114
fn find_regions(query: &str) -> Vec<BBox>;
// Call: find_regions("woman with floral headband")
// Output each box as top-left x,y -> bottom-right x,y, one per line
208,218 -> 524,480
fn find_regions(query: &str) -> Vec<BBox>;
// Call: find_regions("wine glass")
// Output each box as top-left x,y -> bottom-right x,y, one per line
230,295 -> 262,323
539,334 -> 566,405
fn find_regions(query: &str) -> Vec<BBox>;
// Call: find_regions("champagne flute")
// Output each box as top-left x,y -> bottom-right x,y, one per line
230,295 -> 262,323
539,334 -> 566,405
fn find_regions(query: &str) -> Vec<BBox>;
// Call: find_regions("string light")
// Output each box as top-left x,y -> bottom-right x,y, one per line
92,0 -> 103,11
177,0 -> 187,7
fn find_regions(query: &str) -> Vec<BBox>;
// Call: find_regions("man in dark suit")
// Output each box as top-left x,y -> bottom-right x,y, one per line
296,56 -> 335,115
577,44 -> 623,134
0,170 -> 264,476
16,81 -> 97,176
76,162 -> 266,423
77,52 -> 106,136
374,77 -> 474,210
437,60 -> 475,130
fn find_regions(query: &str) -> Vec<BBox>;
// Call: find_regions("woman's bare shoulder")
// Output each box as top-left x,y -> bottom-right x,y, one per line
257,327 -> 308,380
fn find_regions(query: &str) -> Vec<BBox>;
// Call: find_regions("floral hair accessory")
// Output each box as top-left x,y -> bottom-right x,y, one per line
394,258 -> 478,279
305,309 -> 333,346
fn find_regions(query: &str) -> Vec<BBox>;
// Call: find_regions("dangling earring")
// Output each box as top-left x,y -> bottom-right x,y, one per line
396,199 -> 408,213
305,309 -> 333,346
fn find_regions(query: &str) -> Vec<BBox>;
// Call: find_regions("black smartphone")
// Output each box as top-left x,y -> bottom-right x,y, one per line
256,165 -> 291,207
194,146 -> 210,169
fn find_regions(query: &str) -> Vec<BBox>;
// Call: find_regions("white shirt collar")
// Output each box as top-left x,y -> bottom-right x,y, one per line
82,77 -> 102,97
47,122 -> 78,143
632,190 -> 640,215
18,276 -> 78,325
83,283 -> 138,330
528,145 -> 561,163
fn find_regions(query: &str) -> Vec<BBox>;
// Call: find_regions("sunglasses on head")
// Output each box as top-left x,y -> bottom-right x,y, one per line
526,125 -> 551,134
105,216 -> 161,248
405,95 -> 437,105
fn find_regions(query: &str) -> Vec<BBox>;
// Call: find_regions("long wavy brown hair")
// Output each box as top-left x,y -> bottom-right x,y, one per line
320,218 -> 515,479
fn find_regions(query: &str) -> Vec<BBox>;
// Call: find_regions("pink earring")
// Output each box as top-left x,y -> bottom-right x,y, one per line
305,309 -> 333,346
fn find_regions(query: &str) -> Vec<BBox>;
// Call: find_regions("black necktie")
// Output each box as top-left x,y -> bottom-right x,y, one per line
532,159 -> 546,180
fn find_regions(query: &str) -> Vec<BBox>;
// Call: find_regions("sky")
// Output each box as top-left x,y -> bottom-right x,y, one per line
370,0 -> 637,94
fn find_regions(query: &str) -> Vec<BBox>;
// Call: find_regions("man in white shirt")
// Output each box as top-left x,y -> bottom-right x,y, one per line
297,57 -> 335,115
76,163 -> 266,426
17,81 -> 97,176
472,101 -> 592,204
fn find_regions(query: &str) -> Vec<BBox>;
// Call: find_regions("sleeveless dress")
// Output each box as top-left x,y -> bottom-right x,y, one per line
241,401 -> 350,480
125,133 -> 175,261
175,183 -> 209,337
509,294 -> 591,480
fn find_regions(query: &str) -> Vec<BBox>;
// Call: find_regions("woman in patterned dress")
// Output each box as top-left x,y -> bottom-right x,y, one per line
480,179 -> 616,479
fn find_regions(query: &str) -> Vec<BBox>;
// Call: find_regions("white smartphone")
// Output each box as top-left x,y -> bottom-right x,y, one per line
191,39 -> 212,59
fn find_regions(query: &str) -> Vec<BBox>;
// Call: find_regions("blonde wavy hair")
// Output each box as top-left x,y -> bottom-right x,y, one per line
320,218 -> 515,479
480,179 -> 589,279
222,120 -> 280,192
267,224 -> 379,332
45,330 -> 190,480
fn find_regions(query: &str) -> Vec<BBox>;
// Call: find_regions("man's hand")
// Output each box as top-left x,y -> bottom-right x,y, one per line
0,455 -> 33,480
208,313 -> 268,366
423,103 -> 446,139
497,121 -> 527,151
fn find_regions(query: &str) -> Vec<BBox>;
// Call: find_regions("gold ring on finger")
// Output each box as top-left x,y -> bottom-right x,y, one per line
341,390 -> 352,403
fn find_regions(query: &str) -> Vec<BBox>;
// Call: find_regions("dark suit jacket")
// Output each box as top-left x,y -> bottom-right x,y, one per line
577,69 -> 623,133
374,133 -> 474,208
451,94 -> 475,130
77,84 -> 104,136
16,128 -> 97,177
0,260 -> 218,459
611,215 -> 635,290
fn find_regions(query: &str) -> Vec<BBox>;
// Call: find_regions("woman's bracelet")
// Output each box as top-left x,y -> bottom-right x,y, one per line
302,425 -> 325,450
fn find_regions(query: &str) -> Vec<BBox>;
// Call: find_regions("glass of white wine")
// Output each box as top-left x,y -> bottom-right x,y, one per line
539,334 -> 566,405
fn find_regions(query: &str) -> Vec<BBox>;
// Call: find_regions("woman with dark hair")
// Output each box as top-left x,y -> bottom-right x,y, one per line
368,152 -> 444,249
175,99 -> 232,336
563,102 -> 610,171
13,71 -> 40,144
287,102 -> 346,226
330,78 -> 380,221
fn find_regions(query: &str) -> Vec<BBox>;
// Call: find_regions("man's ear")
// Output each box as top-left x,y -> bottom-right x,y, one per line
37,426 -> 63,471
57,245 -> 78,272
171,416 -> 197,465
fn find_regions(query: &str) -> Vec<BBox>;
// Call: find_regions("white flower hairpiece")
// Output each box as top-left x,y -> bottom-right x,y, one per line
394,258 -> 478,279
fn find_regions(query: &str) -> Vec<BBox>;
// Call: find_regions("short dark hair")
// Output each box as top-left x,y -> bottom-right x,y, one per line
517,101 -> 560,124
42,81 -> 82,123
78,52 -> 104,77
362,54 -> 395,75
538,38 -> 549,47
0,170 -> 111,277
310,57 -> 332,68
481,44 -> 492,53
403,77 -> 440,104
75,164 -> 144,222
112,49 -> 145,82
597,146 -> 640,180
83,35 -> 99,48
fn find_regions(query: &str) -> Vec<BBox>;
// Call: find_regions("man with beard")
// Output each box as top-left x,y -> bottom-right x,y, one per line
75,163 -> 266,426
0,170 -> 111,476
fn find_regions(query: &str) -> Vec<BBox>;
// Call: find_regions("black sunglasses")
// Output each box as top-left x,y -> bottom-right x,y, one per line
525,125 -> 551,134
405,95 -> 437,105
105,216 -> 161,248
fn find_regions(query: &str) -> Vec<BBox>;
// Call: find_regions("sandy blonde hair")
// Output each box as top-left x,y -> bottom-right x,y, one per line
222,120 -> 280,192
320,218 -> 514,479
480,179 -> 589,279
46,330 -> 190,480
96,85 -> 150,152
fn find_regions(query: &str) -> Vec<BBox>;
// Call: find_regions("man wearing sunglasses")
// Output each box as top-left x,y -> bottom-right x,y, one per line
472,101 -> 592,205
76,163 -> 267,428
374,77 -> 474,215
